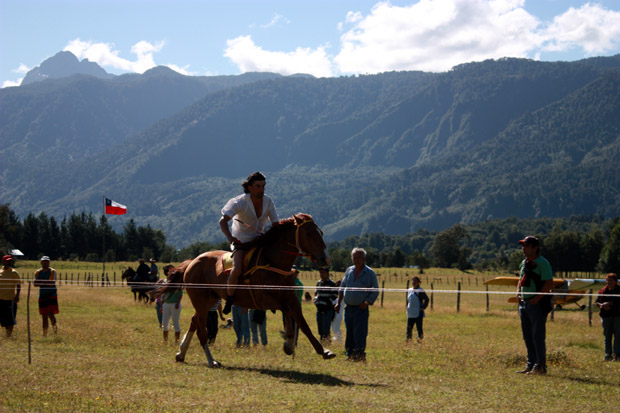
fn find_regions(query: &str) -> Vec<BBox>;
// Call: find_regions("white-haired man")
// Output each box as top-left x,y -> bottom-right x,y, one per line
335,247 -> 379,362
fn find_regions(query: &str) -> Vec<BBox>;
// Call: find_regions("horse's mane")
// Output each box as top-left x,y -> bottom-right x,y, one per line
244,213 -> 312,250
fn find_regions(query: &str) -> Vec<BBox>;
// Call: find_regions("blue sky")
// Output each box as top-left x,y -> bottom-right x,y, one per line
1,0 -> 619,87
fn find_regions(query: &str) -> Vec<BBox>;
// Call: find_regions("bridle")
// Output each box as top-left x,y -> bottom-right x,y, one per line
284,215 -> 324,261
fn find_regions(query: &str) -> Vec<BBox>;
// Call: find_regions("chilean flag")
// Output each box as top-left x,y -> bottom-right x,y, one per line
105,198 -> 127,215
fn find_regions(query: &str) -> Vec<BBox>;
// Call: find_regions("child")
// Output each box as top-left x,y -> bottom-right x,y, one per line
406,277 -> 429,342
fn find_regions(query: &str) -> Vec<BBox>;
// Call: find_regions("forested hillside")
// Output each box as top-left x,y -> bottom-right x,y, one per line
1,54 -> 619,246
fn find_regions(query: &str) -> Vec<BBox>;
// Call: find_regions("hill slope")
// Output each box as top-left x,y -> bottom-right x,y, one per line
1,55 -> 619,246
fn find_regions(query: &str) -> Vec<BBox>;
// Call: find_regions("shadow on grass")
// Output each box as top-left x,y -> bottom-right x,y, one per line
223,366 -> 362,386
565,374 -> 620,387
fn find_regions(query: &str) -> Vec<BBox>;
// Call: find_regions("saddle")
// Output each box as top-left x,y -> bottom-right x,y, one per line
220,248 -> 296,279
220,249 -> 257,275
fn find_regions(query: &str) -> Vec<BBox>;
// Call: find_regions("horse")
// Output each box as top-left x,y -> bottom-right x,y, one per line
155,213 -> 335,368
122,267 -> 155,303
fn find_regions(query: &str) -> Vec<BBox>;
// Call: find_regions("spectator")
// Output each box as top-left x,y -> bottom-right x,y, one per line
595,273 -> 620,361
207,299 -> 225,344
0,255 -> 21,338
33,256 -> 59,337
516,236 -> 554,375
161,271 -> 183,342
250,309 -> 268,346
232,305 -> 250,347
149,258 -> 159,282
156,264 -> 174,327
335,248 -> 379,362
314,267 -> 337,343
331,281 -> 343,342
406,276 -> 429,342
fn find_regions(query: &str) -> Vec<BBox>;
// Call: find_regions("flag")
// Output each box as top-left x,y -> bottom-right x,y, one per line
105,198 -> 127,215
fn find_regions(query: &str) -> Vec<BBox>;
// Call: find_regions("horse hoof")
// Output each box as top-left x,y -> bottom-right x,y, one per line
283,342 -> 294,356
175,354 -> 185,363
208,361 -> 222,368
322,349 -> 336,359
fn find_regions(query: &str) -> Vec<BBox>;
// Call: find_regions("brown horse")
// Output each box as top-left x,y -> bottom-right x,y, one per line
160,213 -> 334,367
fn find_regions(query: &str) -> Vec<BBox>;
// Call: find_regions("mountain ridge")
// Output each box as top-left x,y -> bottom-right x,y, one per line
1,54 -> 619,246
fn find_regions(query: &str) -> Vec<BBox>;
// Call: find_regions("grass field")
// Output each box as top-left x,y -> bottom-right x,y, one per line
1,263 -> 617,412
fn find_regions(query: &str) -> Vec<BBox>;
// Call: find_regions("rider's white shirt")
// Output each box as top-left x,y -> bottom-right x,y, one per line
221,193 -> 279,243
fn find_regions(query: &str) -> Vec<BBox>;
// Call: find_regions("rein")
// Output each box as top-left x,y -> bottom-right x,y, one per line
285,216 -> 320,261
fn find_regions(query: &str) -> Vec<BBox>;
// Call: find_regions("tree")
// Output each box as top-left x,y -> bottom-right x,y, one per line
430,223 -> 468,268
412,252 -> 431,274
599,219 -> 620,274
0,204 -> 22,252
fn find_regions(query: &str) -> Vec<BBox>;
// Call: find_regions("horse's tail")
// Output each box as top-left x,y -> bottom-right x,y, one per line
148,259 -> 192,300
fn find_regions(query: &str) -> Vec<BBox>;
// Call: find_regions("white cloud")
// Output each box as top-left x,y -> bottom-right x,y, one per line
224,35 -> 333,77
335,0 -> 541,73
262,13 -> 290,28
250,13 -> 291,29
346,11 -> 363,24
165,64 -> 194,76
63,38 -> 165,73
2,79 -> 23,88
14,64 -> 31,74
541,3 -> 620,55
333,0 -> 620,74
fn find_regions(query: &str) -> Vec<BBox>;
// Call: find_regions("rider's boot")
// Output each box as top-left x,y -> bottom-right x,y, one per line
222,295 -> 234,314
163,330 -> 169,341
175,332 -> 181,343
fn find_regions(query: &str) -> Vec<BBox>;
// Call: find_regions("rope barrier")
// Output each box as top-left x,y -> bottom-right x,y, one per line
2,282 -> 618,297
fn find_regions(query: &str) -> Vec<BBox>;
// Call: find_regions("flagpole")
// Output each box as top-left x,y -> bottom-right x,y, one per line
102,195 -> 106,287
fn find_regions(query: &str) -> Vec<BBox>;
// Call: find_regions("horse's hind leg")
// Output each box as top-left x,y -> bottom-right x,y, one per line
176,315 -> 197,362
195,311 -> 220,368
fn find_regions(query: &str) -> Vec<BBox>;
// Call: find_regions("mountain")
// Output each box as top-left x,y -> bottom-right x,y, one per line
1,54 -> 619,247
21,51 -> 113,85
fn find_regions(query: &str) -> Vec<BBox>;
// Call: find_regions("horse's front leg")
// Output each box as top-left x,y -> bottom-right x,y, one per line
290,302 -> 336,360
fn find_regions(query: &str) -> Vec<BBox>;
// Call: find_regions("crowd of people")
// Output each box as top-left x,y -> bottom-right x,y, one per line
1,173 -> 618,371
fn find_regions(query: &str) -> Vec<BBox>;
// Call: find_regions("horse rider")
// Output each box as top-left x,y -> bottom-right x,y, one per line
219,172 -> 279,314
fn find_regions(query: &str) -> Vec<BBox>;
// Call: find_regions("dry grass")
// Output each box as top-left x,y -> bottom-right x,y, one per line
1,265 -> 617,412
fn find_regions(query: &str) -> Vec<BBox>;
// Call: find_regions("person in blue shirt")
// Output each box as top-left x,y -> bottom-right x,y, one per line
406,276 -> 429,342
335,248 -> 379,362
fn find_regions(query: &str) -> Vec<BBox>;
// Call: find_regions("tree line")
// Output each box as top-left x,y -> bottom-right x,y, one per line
1,204 -> 618,275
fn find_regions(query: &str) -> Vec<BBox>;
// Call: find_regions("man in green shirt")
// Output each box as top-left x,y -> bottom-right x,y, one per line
516,236 -> 554,375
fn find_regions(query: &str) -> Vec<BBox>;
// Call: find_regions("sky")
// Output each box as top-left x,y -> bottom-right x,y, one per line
1,0 -> 620,88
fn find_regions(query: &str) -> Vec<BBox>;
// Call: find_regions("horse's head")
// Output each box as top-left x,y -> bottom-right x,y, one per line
122,267 -> 136,280
293,213 -> 331,268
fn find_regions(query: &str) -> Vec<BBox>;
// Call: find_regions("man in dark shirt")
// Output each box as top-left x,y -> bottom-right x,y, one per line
314,267 -> 337,343
595,273 -> 620,361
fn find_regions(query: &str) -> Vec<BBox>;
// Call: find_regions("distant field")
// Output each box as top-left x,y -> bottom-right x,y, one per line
1,264 -> 615,412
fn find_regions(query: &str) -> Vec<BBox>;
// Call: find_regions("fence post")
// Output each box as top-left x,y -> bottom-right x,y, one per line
457,282 -> 461,313
381,280 -> 385,308
588,289 -> 593,327
406,279 -> 410,306
430,282 -> 434,310
550,303 -> 554,321
486,285 -> 489,312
